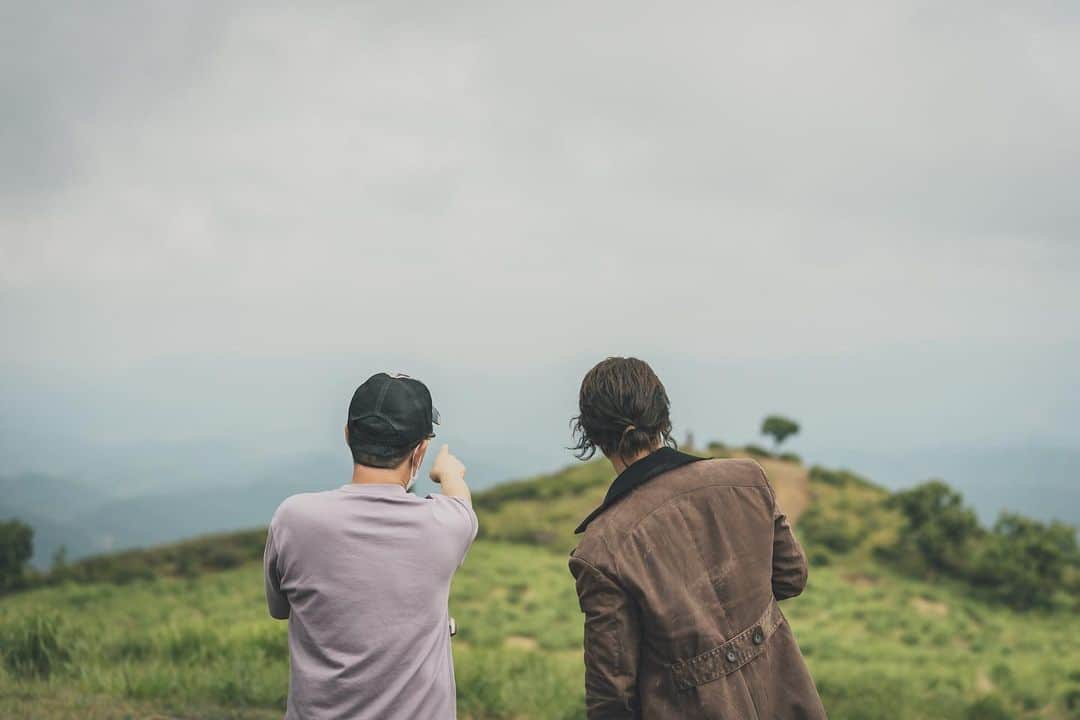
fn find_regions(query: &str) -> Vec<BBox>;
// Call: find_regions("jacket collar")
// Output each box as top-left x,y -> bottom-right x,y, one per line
574,446 -> 705,534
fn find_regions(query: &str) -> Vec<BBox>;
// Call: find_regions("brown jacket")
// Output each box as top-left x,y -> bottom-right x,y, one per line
569,449 -> 826,719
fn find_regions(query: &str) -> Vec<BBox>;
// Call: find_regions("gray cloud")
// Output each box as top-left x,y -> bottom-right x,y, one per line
1,1 -> 1078,467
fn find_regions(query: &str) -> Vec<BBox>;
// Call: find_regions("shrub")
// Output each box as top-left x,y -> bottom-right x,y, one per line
204,546 -> 245,571
706,441 -> 731,458
884,481 -> 1079,611
886,481 -> 982,577
809,466 -> 878,489
778,451 -> 802,463
743,444 -> 773,459
800,506 -> 868,553
965,695 -> 1014,720
1062,685 -> 1080,717
968,513 -> 1079,610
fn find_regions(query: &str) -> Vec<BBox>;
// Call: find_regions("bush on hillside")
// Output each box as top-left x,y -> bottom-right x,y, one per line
50,528 -> 268,587
800,506 -> 869,553
743,444 -> 773,459
968,513 -> 1079,611
705,441 -> 730,457
884,481 -> 1079,610
473,463 -> 607,512
965,695 -> 1014,720
778,451 -> 802,463
809,466 -> 878,490
885,481 -> 983,577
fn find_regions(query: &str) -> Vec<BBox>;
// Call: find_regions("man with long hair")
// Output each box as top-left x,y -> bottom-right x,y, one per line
569,357 -> 825,719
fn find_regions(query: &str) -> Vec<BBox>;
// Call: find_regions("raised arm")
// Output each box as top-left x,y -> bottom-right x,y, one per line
429,444 -> 471,505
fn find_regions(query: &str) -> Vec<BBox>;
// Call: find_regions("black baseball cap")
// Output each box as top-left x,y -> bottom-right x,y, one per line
347,372 -> 440,457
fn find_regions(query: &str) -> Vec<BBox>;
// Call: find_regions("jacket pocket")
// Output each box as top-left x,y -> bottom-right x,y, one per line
669,598 -> 784,691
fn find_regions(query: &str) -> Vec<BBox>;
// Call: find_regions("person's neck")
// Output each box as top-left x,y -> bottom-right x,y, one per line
351,463 -> 410,489
609,445 -> 662,475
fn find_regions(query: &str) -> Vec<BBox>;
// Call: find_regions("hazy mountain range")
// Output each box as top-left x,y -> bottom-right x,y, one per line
2,444 -> 1076,569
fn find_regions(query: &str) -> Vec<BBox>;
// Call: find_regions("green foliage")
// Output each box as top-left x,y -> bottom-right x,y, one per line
743,444 -> 774,459
0,519 -> 33,593
52,528 -> 268,586
476,462 -> 612,554
761,415 -> 800,448
1063,684 -> 1080,718
809,466 -> 881,491
969,513 -> 1079,610
473,461 -> 609,513
705,440 -> 727,453
455,647 -> 582,720
965,695 -> 1014,720
885,482 -> 1079,611
800,508 -> 869,553
0,612 -> 70,679
800,466 -> 898,559
4,544 -> 1079,719
886,481 -> 983,577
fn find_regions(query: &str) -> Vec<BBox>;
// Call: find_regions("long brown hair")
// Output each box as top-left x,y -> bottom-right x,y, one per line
570,357 -> 675,461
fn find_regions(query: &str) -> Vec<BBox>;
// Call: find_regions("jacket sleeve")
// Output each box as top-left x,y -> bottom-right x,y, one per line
569,553 -> 641,720
767,479 -> 809,600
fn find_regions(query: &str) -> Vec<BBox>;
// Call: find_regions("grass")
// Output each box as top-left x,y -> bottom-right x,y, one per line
1,452 -> 1078,718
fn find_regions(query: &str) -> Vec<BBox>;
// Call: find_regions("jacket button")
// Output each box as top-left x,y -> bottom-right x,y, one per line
725,650 -> 737,663
752,630 -> 764,645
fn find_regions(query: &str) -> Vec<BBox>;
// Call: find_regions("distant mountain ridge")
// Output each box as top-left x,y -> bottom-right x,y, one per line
5,444 -> 1077,568
1,453 -> 348,567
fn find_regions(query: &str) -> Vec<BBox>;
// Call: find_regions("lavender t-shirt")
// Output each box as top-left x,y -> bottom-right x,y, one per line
264,484 -> 478,720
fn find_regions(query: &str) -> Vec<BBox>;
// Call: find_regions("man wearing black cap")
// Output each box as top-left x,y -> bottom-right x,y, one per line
264,372 -> 477,720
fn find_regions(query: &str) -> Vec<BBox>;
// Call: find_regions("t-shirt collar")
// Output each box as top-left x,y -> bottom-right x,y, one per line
339,483 -> 408,495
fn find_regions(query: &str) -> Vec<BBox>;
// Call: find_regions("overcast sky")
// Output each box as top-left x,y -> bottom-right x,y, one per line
2,2 -> 1078,487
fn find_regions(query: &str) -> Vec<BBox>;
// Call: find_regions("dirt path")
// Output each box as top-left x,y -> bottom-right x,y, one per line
727,454 -> 810,524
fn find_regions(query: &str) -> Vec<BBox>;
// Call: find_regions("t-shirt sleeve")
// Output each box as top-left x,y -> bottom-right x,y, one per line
429,494 -> 479,567
264,522 -> 291,620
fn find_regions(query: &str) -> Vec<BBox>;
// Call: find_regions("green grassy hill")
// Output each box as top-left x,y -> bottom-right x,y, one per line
1,451 -> 1078,719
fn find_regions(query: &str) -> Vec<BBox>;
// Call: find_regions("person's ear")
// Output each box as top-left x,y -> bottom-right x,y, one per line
344,423 -> 350,447
416,439 -> 431,464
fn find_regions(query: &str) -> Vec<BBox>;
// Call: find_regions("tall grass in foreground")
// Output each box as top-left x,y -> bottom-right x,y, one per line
1,540 -> 1079,719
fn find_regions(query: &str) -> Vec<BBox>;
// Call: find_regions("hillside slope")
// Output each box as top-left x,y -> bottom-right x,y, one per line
1,451 -> 1078,719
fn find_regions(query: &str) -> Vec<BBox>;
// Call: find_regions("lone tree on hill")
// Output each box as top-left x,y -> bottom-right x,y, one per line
761,415 -> 800,450
0,518 -> 33,593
